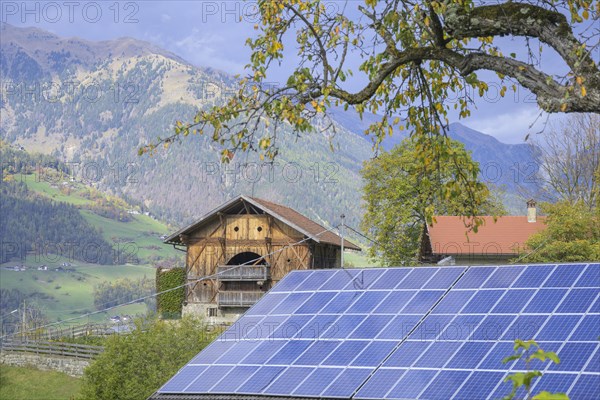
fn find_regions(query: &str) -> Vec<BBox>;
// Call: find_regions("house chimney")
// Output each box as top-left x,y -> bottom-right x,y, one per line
527,199 -> 537,223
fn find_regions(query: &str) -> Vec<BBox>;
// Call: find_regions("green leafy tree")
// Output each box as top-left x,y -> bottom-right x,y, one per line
78,316 -> 219,400
361,136 -> 504,265
518,200 -> 600,262
142,0 -> 599,221
502,340 -> 568,400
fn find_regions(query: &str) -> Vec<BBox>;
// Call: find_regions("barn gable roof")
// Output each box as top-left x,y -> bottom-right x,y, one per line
164,195 -> 360,250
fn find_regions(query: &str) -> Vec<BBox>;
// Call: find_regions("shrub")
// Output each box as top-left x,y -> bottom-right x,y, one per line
78,316 -> 218,400
155,267 -> 185,319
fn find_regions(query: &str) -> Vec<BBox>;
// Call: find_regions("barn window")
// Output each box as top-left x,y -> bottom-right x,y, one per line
227,252 -> 266,265
207,307 -> 217,317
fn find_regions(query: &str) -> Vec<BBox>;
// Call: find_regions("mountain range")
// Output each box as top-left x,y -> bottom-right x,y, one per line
0,23 -> 538,234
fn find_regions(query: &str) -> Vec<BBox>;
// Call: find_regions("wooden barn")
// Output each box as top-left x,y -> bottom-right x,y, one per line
163,195 -> 360,321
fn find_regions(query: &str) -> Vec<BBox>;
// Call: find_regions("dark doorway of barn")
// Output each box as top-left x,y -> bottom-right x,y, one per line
226,252 -> 266,265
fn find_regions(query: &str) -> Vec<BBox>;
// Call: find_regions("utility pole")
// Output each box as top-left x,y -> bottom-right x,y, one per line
21,300 -> 26,340
340,214 -> 345,268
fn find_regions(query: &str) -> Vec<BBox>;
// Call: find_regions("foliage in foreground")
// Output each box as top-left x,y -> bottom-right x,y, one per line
361,136 -> 504,265
503,340 -> 568,400
77,316 -> 219,400
0,364 -> 81,400
518,201 -> 600,262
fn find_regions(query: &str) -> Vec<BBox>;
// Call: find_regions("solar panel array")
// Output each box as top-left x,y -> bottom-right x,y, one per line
155,263 -> 600,399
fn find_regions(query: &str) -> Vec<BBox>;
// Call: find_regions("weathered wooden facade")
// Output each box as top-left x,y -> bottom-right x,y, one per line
164,196 -> 360,321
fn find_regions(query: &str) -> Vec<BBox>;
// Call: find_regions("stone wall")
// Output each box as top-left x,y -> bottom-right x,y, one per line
0,351 -> 90,377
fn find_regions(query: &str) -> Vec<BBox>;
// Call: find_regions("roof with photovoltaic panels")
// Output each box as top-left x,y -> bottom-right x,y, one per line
150,263 -> 600,400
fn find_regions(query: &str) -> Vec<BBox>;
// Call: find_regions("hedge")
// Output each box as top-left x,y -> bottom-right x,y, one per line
156,267 -> 186,319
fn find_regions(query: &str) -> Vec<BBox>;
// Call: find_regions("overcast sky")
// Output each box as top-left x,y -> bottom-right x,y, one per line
3,0 -> 591,144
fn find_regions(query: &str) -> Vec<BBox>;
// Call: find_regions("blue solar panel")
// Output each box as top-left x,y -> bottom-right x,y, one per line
414,341 -> 461,368
295,314 -> 338,339
210,366 -> 258,393
397,267 -> 437,288
502,314 -> 547,341
536,315 -> 581,341
270,271 -> 309,292
262,366 -> 313,395
424,267 -> 463,288
409,314 -> 453,340
292,367 -> 342,396
347,291 -> 389,313
155,263 -> 600,400
513,264 -> 555,287
401,290 -> 444,313
454,266 -> 495,288
236,366 -> 284,394
431,290 -> 475,313
452,371 -> 505,399
350,315 -> 392,339
492,289 -> 535,313
186,365 -> 232,392
567,374 -> 600,399
447,341 -> 494,369
270,315 -> 312,339
420,370 -> 471,400
383,340 -> 430,367
530,373 -> 576,396
461,289 -> 504,313
321,291 -> 362,313
544,263 -> 586,287
370,268 -> 410,289
550,343 -> 597,372
484,266 -> 524,288
295,291 -> 335,314
470,315 -> 515,340
159,365 -> 207,392
576,263 -> 600,287
585,349 -> 600,372
524,288 -> 568,313
377,314 -> 422,340
354,368 -> 404,399
439,314 -> 484,340
386,369 -> 438,399
322,368 -> 372,397
557,288 -> 598,313
341,269 -> 385,290
374,290 -> 416,314
350,341 -> 397,367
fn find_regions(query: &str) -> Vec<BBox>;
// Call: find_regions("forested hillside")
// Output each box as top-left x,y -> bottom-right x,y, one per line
1,146 -> 115,264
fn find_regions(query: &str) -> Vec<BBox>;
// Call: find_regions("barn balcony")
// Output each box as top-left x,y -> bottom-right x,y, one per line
217,291 -> 264,307
217,265 -> 270,281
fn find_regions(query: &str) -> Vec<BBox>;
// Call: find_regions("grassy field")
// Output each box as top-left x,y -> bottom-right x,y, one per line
0,258 -> 152,324
344,250 -> 377,268
0,365 -> 82,400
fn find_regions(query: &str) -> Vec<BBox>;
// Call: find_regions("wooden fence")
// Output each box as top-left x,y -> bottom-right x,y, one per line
0,339 -> 104,360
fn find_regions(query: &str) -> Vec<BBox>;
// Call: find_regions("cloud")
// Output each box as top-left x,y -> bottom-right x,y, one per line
174,28 -> 246,73
161,14 -> 172,22
466,107 -> 558,144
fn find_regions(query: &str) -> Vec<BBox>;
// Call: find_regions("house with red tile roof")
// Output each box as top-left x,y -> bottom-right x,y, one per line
420,200 -> 548,265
